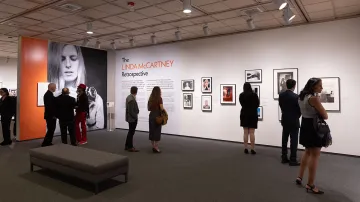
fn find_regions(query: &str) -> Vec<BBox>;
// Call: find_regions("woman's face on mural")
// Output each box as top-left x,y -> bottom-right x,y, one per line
61,45 -> 79,82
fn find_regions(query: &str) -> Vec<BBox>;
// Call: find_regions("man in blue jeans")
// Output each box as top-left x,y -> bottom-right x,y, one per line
125,86 -> 139,152
279,79 -> 301,166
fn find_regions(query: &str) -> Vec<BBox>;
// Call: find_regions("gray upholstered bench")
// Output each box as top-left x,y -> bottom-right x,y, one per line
29,144 -> 129,194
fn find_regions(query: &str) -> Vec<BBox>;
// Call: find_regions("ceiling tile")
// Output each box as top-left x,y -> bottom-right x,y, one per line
2,0 -> 40,9
253,12 -> 275,22
37,22 -> 65,30
232,23 -> 249,31
56,36 -> 78,42
221,17 -> 246,26
135,27 -> 157,34
92,28 -> 115,34
137,6 -> 168,17
255,19 -> 281,28
135,33 -> 152,40
122,30 -> 143,36
103,16 -> 129,24
112,0 -> 150,9
207,21 -> 227,28
78,9 -> 110,19
192,0 -> 223,7
223,0 -> 257,8
26,25 -> 54,32
60,27 -> 85,34
68,34 -> 85,40
213,26 -> 237,34
105,26 -> 128,32
136,18 -> 162,26
211,10 -> 240,20
333,0 -> 360,7
170,20 -> 194,27
12,17 -> 41,25
300,0 -> 330,6
154,13 -> 182,22
156,1 -> 183,12
190,16 -> 217,24
67,0 -> 107,8
0,12 -> 13,19
305,1 -> 333,13
122,22 -> 144,29
49,18 -> 78,26
33,33 -> 61,40
335,4 -> 360,16
308,9 -> 335,20
25,12 -> 57,21
50,30 -> 76,37
91,21 -> 113,28
7,29 -> 40,37
181,25 -> 203,33
152,23 -> 175,31
118,12 -> 148,21
39,8 -> 69,17
93,3 -> 127,15
61,15 -> 90,23
200,2 -> 230,13
0,4 -> 26,14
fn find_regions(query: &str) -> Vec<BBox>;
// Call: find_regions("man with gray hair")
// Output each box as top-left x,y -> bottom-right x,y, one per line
41,83 -> 57,147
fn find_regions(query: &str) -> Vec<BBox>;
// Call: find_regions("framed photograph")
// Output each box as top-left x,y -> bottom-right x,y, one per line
183,93 -> 193,109
201,95 -> 212,112
37,82 -> 50,107
273,68 -> 298,99
201,77 -> 212,93
319,77 -> 340,111
181,79 -> 194,91
258,106 -> 263,120
252,85 -> 260,100
220,84 -> 236,105
245,69 -> 262,83
278,105 -> 282,121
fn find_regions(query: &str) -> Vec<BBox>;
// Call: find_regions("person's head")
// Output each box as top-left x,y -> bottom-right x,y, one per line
48,83 -> 56,92
62,88 -> 70,95
0,88 -> 9,97
299,78 -> 323,100
130,86 -> 138,96
286,79 -> 296,91
243,82 -> 252,93
149,86 -> 161,103
77,83 -> 86,94
48,43 -> 86,89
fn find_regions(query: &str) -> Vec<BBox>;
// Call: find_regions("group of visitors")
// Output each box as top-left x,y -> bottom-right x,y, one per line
240,78 -> 327,195
42,83 -> 89,147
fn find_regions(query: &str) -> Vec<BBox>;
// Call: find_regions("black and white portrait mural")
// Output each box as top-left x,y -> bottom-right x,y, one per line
47,42 -> 107,131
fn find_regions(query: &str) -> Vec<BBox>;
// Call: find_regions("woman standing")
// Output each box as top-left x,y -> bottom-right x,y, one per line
148,86 -> 164,153
239,82 -> 260,154
296,78 -> 327,194
76,84 -> 89,145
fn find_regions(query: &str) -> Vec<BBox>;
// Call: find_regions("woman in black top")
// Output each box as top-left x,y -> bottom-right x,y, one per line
239,82 -> 260,154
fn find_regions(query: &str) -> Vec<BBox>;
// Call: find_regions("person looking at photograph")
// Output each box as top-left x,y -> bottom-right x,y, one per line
279,79 -> 301,166
148,86 -> 165,153
296,78 -> 327,194
239,82 -> 259,154
47,43 -> 104,131
41,83 -> 57,147
76,84 -> 89,145
125,86 -> 140,152
0,88 -> 16,146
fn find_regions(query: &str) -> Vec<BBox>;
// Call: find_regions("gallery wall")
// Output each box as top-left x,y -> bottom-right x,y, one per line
0,57 -> 17,89
114,17 -> 360,156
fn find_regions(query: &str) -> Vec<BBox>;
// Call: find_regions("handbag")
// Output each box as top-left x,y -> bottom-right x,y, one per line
313,114 -> 332,148
155,110 -> 168,125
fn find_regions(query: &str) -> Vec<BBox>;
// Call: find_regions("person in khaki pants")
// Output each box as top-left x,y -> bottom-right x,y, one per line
125,86 -> 139,152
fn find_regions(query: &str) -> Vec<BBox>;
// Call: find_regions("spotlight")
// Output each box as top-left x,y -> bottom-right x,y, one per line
95,40 -> 101,49
151,34 -> 157,45
82,39 -> 89,46
130,38 -> 135,47
175,30 -> 182,40
183,0 -> 192,14
273,0 -> 287,10
203,24 -> 209,36
283,5 -> 295,24
111,40 -> 116,50
86,22 -> 93,34
247,18 -> 256,30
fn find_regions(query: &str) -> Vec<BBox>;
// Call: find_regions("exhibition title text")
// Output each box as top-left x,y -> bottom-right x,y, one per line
121,57 -> 174,78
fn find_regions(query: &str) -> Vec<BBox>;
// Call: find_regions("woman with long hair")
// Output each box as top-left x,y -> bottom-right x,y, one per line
296,78 -> 327,194
148,86 -> 164,153
48,42 -> 104,132
239,82 -> 260,154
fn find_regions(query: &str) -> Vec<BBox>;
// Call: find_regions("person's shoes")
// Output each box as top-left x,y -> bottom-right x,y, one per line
126,148 -> 139,152
152,148 -> 161,153
0,141 -> 12,146
306,184 -> 324,194
281,156 -> 290,164
251,149 -> 257,155
78,141 -> 87,145
296,177 -> 302,185
289,161 -> 301,166
244,149 -> 249,154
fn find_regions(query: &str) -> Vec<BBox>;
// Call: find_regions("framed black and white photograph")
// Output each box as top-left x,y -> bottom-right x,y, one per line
201,77 -> 212,93
252,85 -> 260,100
319,77 -> 340,111
258,106 -> 263,120
245,69 -> 262,83
183,93 -> 193,109
181,79 -> 194,91
220,84 -> 236,105
273,68 -> 298,99
201,95 -> 212,112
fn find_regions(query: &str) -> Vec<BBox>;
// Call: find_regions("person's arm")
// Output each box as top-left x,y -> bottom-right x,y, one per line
159,98 -> 164,111
128,100 -> 137,119
295,95 -> 301,118
309,96 -> 328,120
239,94 -> 244,106
255,94 -> 260,108
278,94 -> 283,110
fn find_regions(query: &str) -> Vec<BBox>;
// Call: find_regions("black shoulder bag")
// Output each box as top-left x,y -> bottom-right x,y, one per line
313,114 -> 332,148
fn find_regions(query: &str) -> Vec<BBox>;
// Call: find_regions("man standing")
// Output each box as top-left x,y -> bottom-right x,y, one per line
56,88 -> 77,146
0,88 -> 15,145
279,79 -> 301,166
76,84 -> 89,145
41,83 -> 57,147
125,86 -> 139,152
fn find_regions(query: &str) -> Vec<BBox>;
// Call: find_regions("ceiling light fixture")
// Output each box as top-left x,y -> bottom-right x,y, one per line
203,24 -> 209,36
175,29 -> 182,40
86,22 -> 93,34
82,39 -> 89,46
283,5 -> 296,24
247,18 -> 256,30
95,40 -> 101,49
130,38 -> 135,47
273,0 -> 288,10
183,0 -> 192,14
151,34 -> 157,45
111,40 -> 116,50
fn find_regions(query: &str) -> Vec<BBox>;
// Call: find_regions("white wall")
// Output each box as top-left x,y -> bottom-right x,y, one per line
115,17 -> 360,156
0,57 -> 17,89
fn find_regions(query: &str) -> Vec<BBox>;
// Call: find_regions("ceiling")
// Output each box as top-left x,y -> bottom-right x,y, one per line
0,0 -> 359,58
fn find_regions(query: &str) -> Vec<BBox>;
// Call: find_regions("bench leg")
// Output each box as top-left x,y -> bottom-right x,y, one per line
125,173 -> 128,183
30,163 -> 33,172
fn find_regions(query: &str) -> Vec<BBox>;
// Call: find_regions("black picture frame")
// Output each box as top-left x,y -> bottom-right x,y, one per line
181,79 -> 194,91
245,69 -> 262,83
252,85 -> 260,101
201,77 -> 212,93
273,68 -> 298,99
318,77 -> 341,112
201,95 -> 212,112
258,106 -> 263,120
183,93 -> 193,109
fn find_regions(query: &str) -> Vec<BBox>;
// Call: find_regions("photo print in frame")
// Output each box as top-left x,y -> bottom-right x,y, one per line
245,69 -> 262,83
181,79 -> 194,91
252,85 -> 260,100
319,77 -> 340,111
183,93 -> 193,109
273,68 -> 298,99
201,77 -> 212,93
201,95 -> 212,112
257,106 -> 263,120
220,84 -> 236,105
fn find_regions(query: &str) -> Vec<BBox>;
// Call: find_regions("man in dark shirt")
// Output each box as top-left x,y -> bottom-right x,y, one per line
279,79 -> 301,166
56,88 -> 77,146
125,86 -> 140,152
41,83 -> 57,147
75,84 -> 89,145
0,88 -> 16,145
